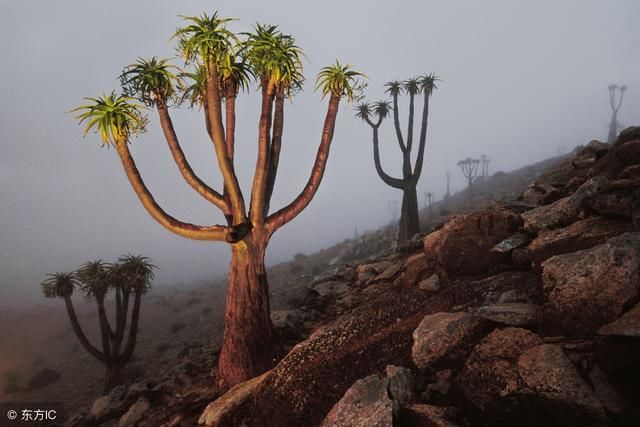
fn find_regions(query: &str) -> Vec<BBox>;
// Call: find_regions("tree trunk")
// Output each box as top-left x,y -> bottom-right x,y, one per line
218,237 -> 277,386
103,363 -> 125,394
468,177 -> 474,197
398,184 -> 420,244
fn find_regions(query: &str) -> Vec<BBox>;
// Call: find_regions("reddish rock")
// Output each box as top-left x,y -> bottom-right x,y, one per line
459,329 -> 606,426
522,175 -> 610,233
597,302 -> 640,337
592,130 -> 640,178
541,233 -> 640,336
397,404 -> 460,427
458,328 -> 542,413
403,252 -> 431,287
524,217 -> 633,266
423,207 -> 522,276
474,303 -> 541,327
319,374 -> 393,427
412,312 -> 490,370
517,344 -> 605,422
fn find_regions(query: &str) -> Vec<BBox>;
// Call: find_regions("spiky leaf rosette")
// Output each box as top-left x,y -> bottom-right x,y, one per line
42,272 -> 78,299
316,61 -> 366,102
72,92 -> 147,146
120,57 -> 183,107
76,260 -> 111,299
173,12 -> 237,67
113,254 -> 156,294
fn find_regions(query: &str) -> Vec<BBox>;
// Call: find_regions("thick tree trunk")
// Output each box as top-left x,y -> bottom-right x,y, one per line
218,237 -> 277,386
398,184 -> 420,244
103,363 -> 125,394
468,177 -> 474,197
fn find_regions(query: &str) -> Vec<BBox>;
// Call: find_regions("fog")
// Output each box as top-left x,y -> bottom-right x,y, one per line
1,0 -> 639,306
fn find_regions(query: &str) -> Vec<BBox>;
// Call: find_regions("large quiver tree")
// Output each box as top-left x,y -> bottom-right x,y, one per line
72,12 -> 365,386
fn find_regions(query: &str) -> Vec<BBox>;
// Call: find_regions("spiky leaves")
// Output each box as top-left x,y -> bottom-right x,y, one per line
173,13 -> 237,68
113,254 -> 156,295
120,57 -> 183,107
419,73 -> 439,95
72,93 -> 147,147
244,24 -> 304,95
77,260 -> 111,299
403,78 -> 421,96
316,61 -> 366,102
385,80 -> 402,97
42,272 -> 78,299
355,102 -> 372,121
355,100 -> 391,127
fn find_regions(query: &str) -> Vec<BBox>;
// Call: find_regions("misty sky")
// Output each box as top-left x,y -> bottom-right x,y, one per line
1,0 -> 639,306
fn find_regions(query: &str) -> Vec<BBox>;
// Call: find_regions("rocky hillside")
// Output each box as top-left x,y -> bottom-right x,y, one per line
69,127 -> 640,426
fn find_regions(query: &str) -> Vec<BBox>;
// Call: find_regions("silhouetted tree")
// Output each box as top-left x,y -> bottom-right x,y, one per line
424,191 -> 433,215
356,74 -> 438,244
607,84 -> 627,143
445,170 -> 451,200
42,255 -> 155,393
458,158 -> 480,196
72,13 -> 364,386
480,154 -> 490,178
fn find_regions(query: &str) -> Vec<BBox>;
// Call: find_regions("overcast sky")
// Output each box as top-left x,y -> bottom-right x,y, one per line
1,0 -> 639,306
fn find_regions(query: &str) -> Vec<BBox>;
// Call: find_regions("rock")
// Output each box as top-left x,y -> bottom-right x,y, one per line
374,262 -> 403,282
491,233 -> 530,254
597,302 -> 640,337
385,365 -> 415,406
319,374 -> 394,427
474,303 -> 541,326
423,370 -> 454,403
522,175 -> 610,233
592,133 -> 640,178
583,189 -> 639,219
588,364 -> 626,414
271,310 -> 305,340
397,404 -> 460,427
418,274 -> 442,292
524,217 -> 633,266
312,280 -> 351,298
198,372 -> 269,426
542,233 -> 640,336
423,207 -> 522,276
458,327 -> 543,413
518,344 -> 605,416
412,312 -> 490,370
522,183 -> 564,206
403,253 -> 430,286
619,164 -> 640,180
118,397 -> 151,427
87,385 -> 126,423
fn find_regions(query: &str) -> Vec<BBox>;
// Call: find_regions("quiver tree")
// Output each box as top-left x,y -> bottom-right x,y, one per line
457,157 -> 480,196
72,12 -> 364,386
445,170 -> 451,200
356,74 -> 438,244
480,154 -> 490,178
42,255 -> 155,393
607,84 -> 627,143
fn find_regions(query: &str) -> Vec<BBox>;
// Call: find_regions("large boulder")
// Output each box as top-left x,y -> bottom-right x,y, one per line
458,328 -> 606,426
522,175 -> 610,233
397,404 -> 460,427
198,372 -> 270,426
541,233 -> 640,336
523,217 -> 633,266
597,302 -> 640,337
423,207 -> 522,276
319,374 -> 394,427
458,327 -> 543,414
412,312 -> 490,370
592,127 -> 640,178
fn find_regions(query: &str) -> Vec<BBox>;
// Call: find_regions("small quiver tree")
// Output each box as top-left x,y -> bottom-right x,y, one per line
42,255 -> 155,393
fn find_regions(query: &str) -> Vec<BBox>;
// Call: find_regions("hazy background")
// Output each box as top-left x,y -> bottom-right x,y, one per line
1,0 -> 639,306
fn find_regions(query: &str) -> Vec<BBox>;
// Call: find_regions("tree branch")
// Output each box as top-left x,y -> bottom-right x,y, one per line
411,91 -> 431,183
156,101 -> 229,214
267,94 -> 341,233
250,80 -> 276,226
406,92 -> 415,153
264,87 -> 285,217
96,296 -> 113,363
120,290 -> 142,364
392,93 -> 407,153
370,124 -> 405,189
63,296 -> 105,363
205,65 -> 247,224
115,140 -> 232,241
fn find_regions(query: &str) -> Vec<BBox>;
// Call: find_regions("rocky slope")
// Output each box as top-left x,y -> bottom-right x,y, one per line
72,127 -> 640,426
